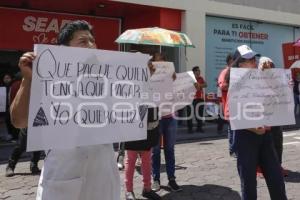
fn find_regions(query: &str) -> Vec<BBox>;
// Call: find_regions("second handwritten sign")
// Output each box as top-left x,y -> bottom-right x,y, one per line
228,68 -> 295,130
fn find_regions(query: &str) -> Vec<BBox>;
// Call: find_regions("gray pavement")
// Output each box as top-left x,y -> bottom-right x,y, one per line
0,124 -> 299,200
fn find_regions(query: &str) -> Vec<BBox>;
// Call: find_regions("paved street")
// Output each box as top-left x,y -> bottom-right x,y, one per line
0,127 -> 299,200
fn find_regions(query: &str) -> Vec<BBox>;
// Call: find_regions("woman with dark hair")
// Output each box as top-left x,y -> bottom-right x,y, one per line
11,20 -> 120,200
123,53 -> 162,200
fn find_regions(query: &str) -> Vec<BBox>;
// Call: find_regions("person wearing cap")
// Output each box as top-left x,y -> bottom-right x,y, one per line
226,45 -> 287,200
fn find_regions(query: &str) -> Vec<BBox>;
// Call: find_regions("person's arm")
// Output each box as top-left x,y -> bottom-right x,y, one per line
10,79 -> 31,128
219,82 -> 229,91
218,68 -> 230,91
194,78 -> 207,90
10,52 -> 35,128
148,61 -> 156,76
201,80 -> 207,88
172,72 -> 176,81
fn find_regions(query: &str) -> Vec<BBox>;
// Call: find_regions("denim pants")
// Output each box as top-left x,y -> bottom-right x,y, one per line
9,130 -> 41,168
233,129 -> 287,200
152,117 -> 177,181
228,125 -> 235,155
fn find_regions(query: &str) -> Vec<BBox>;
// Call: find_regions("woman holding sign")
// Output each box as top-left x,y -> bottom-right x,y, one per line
11,21 -> 120,200
151,53 -> 182,192
123,53 -> 162,200
226,45 -> 287,200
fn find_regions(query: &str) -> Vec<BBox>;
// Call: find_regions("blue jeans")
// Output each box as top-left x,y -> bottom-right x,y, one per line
228,124 -> 237,157
152,117 -> 177,181
234,129 -> 287,200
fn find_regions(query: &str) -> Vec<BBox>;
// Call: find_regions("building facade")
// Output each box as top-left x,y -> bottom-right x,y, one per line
118,0 -> 300,93
1,0 -> 300,93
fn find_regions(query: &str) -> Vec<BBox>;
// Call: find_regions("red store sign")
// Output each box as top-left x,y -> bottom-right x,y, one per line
0,7 -> 120,51
282,42 -> 300,68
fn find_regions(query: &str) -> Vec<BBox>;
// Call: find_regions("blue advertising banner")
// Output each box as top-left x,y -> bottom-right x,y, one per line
250,22 -> 293,68
205,16 -> 296,93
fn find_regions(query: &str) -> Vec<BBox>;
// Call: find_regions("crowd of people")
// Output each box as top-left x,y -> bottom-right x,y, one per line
218,45 -> 289,200
2,20 -> 296,200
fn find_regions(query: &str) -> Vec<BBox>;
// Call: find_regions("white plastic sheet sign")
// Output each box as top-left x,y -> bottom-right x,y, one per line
228,68 -> 295,130
28,44 -> 151,151
160,71 -> 196,117
148,62 -> 175,106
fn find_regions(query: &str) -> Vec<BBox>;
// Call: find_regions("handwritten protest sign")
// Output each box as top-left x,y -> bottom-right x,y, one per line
228,68 -> 295,130
160,71 -> 196,116
0,87 -> 6,112
148,62 -> 175,106
147,62 -> 196,117
28,44 -> 151,151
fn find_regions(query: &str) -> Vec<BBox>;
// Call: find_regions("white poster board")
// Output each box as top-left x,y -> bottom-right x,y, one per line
160,71 -> 197,116
0,87 -> 7,112
28,44 -> 151,151
148,62 -> 174,106
228,68 -> 295,130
